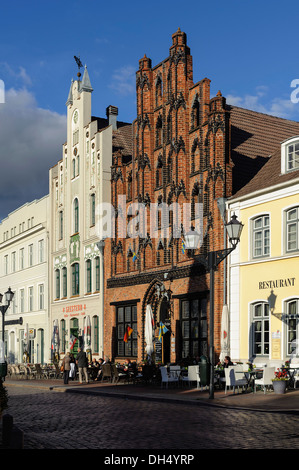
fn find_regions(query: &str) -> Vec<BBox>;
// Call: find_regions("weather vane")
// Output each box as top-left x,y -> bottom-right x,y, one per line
74,55 -> 83,78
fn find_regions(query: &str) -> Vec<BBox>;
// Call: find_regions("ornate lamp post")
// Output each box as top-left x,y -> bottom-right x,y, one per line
0,287 -> 16,380
185,213 -> 243,399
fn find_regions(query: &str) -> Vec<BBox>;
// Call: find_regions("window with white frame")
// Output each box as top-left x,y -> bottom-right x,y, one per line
38,239 -> 44,263
251,302 -> 270,356
11,251 -> 16,272
4,255 -> 8,275
38,284 -> 44,310
29,244 -> 33,266
19,248 -> 24,270
29,287 -> 33,312
20,289 -> 24,313
252,215 -> 270,258
286,141 -> 299,172
286,207 -> 299,253
285,299 -> 299,356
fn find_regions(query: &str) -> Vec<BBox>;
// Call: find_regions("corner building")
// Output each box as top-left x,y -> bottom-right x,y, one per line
104,29 -> 299,365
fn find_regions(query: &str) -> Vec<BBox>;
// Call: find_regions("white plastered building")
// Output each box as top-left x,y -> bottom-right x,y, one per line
0,196 -> 50,364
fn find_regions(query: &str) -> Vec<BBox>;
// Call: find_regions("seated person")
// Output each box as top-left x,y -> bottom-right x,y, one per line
95,358 -> 104,381
223,356 -> 234,368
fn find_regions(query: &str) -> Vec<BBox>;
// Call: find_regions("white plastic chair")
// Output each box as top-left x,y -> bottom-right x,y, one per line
169,365 -> 181,379
254,367 -> 275,394
181,365 -> 201,388
225,366 -> 248,394
160,366 -> 179,388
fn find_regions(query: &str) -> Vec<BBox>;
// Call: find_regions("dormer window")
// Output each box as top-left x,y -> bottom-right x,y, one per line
281,137 -> 299,174
287,142 -> 299,171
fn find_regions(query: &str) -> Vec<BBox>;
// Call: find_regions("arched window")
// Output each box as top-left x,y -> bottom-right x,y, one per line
86,259 -> 92,293
90,193 -> 95,226
191,94 -> 200,129
285,299 -> 299,356
76,155 -> 80,176
62,267 -> 67,298
72,263 -> 80,296
251,302 -> 269,357
155,74 -> 163,107
156,155 -> 163,188
95,256 -> 100,291
74,198 -> 79,233
285,207 -> 299,253
72,158 -> 76,179
155,115 -> 163,148
252,215 -> 270,258
55,269 -> 60,299
92,315 -> 99,353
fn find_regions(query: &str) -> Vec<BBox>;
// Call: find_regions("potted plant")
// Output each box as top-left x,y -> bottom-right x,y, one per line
272,368 -> 288,394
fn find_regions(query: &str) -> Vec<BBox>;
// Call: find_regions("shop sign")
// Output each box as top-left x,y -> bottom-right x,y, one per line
62,304 -> 87,317
258,277 -> 295,290
29,328 -> 35,339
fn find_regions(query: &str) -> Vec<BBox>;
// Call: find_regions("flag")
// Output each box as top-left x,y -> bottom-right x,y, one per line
158,322 -> 168,342
124,325 -> 133,343
181,239 -> 186,254
69,335 -> 77,350
132,252 -> 138,262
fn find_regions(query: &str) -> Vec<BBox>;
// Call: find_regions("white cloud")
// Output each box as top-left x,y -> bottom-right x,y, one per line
0,87 -> 66,219
109,65 -> 136,96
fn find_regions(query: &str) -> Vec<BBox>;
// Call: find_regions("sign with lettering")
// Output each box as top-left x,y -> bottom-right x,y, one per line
62,304 -> 87,317
259,278 -> 295,289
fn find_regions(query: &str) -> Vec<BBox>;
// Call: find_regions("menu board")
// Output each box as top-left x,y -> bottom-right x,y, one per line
155,337 -> 162,362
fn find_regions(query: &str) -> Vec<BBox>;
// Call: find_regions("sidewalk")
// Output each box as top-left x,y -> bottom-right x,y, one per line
4,378 -> 299,413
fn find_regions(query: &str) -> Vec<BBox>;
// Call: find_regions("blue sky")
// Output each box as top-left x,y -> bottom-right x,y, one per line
0,0 -> 299,218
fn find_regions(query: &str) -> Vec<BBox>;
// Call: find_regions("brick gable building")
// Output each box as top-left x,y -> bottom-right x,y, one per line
103,29 -> 299,365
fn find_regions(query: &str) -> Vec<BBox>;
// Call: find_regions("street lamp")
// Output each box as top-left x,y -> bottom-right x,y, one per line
0,287 -> 15,380
184,213 -> 243,399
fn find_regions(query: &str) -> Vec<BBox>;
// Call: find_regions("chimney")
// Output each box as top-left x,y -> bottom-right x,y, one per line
106,105 -> 118,130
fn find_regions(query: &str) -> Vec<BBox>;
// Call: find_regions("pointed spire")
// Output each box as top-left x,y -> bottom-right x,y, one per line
66,79 -> 73,106
81,65 -> 93,92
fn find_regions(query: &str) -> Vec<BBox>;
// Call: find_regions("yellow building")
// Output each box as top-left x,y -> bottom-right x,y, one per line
228,136 -> 299,366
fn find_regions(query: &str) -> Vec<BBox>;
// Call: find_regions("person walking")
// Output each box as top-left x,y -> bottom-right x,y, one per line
69,353 -> 76,381
76,347 -> 89,384
62,352 -> 71,385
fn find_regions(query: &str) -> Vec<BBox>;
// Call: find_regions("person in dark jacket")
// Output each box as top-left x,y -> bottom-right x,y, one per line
223,356 -> 234,368
76,348 -> 89,384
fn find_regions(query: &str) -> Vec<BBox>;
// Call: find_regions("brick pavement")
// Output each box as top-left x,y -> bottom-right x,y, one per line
4,377 -> 299,413
2,378 -> 299,450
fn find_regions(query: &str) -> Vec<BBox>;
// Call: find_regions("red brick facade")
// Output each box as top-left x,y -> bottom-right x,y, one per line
104,29 -> 233,364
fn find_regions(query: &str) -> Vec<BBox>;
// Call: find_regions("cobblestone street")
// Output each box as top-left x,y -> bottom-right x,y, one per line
3,383 -> 299,451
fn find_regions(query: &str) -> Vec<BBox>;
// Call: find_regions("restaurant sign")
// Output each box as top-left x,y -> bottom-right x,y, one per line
63,304 -> 87,317
258,277 -> 295,290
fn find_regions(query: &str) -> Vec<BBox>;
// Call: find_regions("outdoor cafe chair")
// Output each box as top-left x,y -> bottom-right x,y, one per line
111,364 -> 127,384
160,366 -> 179,388
225,366 -> 248,394
181,365 -> 201,388
254,367 -> 275,394
35,364 -> 49,379
294,371 -> 299,389
101,364 -> 113,382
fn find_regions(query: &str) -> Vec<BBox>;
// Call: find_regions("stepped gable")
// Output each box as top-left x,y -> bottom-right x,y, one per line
228,105 -> 299,194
